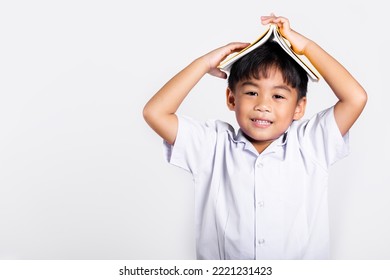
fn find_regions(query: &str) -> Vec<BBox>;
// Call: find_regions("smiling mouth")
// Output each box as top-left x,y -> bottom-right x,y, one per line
251,119 -> 273,126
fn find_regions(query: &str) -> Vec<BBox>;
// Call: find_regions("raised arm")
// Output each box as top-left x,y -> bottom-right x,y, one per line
261,15 -> 367,136
143,42 -> 249,145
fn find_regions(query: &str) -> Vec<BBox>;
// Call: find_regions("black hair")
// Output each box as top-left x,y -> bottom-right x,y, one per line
227,41 -> 308,100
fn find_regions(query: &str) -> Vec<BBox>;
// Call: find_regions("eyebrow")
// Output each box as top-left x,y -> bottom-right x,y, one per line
240,81 -> 292,93
240,81 -> 258,87
273,85 -> 292,93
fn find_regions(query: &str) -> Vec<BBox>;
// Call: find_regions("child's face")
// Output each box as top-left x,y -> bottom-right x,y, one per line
226,68 -> 306,153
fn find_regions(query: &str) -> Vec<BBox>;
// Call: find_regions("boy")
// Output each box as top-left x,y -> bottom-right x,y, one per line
143,14 -> 367,259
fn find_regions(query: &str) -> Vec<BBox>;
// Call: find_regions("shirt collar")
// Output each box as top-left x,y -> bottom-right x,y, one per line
232,128 -> 289,159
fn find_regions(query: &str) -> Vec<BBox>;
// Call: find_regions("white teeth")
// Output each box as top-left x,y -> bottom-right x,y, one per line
253,119 -> 271,125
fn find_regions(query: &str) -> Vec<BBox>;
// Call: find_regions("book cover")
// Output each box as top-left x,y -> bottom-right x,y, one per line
218,24 -> 320,81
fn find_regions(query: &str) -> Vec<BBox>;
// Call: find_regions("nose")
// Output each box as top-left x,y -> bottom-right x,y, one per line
254,97 -> 271,112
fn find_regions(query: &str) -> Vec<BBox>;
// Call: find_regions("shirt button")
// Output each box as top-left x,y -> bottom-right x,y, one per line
256,162 -> 263,168
258,201 -> 264,208
258,239 -> 265,246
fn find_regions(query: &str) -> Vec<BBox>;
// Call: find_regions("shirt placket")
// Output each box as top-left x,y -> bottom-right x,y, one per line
254,152 -> 284,259
254,155 -> 267,259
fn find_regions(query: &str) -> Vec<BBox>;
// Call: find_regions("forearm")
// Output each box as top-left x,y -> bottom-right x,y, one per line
143,57 -> 209,144
303,40 -> 366,103
303,40 -> 367,135
145,58 -> 208,116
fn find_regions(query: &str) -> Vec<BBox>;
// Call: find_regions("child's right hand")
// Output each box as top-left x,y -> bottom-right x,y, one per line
199,42 -> 249,79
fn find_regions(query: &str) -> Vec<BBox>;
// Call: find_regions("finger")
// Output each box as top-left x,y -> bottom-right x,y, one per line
262,15 -> 289,29
210,69 -> 227,79
227,42 -> 250,49
275,17 -> 290,29
261,14 -> 278,25
225,42 -> 250,54
260,17 -> 272,25
262,13 -> 277,19
218,71 -> 228,79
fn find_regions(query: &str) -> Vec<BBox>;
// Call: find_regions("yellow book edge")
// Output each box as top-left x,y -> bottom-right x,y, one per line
218,24 -> 320,82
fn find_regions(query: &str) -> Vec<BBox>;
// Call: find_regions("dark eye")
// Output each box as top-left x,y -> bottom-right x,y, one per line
246,91 -> 258,96
273,94 -> 285,99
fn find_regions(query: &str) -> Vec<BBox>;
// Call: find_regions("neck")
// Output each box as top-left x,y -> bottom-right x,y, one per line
242,133 -> 274,154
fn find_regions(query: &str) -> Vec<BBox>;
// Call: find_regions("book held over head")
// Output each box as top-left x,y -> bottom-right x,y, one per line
218,24 -> 320,82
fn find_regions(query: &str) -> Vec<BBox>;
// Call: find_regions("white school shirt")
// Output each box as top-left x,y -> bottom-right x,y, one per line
163,106 -> 349,260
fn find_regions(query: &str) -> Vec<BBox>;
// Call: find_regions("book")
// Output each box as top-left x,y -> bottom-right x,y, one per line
218,24 -> 320,81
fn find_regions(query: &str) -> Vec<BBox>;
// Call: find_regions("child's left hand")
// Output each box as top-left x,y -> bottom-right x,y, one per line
261,14 -> 311,55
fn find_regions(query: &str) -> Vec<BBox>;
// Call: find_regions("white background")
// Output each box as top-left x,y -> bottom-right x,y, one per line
0,0 -> 389,259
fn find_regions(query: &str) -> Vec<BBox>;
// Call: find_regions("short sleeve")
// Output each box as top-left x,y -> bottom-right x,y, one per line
163,115 -> 218,175
297,106 -> 350,169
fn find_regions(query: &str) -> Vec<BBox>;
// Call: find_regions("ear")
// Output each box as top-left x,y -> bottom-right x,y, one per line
293,97 -> 307,120
226,88 -> 236,111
